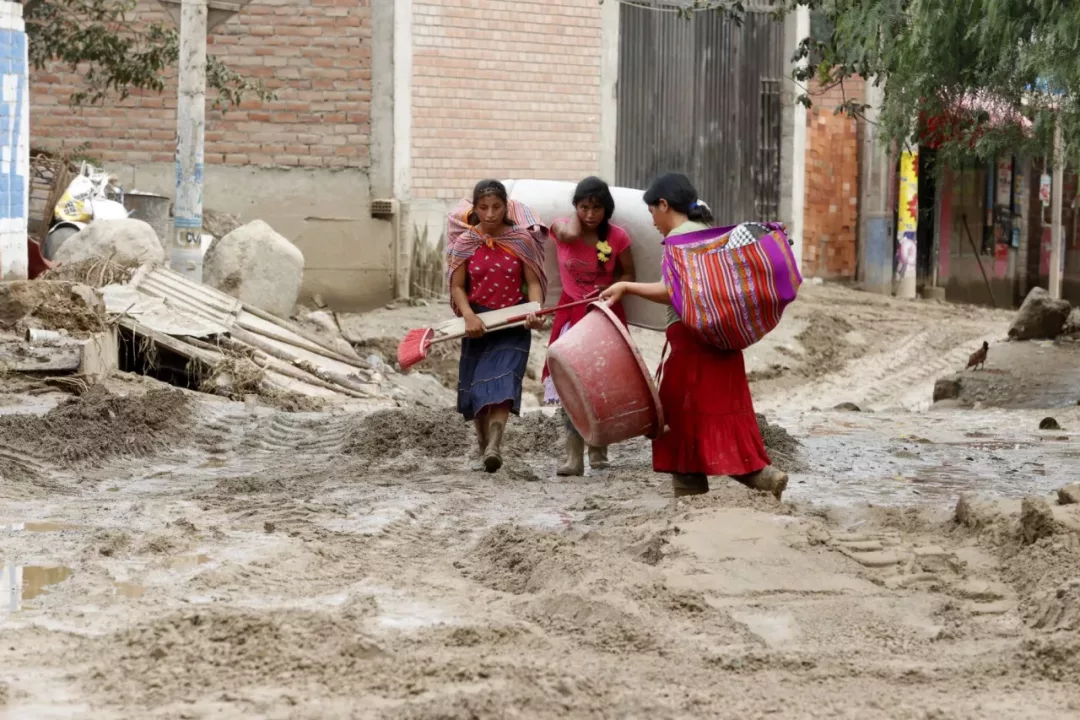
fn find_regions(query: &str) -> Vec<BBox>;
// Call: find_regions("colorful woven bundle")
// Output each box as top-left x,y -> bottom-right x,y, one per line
662,222 -> 802,350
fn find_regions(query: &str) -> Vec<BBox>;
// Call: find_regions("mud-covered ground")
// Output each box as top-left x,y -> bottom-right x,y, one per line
3,283 -> 1080,718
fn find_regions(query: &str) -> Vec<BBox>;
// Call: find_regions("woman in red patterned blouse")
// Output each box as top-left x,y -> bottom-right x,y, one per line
446,180 -> 546,472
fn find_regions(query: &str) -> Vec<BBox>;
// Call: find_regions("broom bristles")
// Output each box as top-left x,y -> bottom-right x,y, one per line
397,327 -> 433,372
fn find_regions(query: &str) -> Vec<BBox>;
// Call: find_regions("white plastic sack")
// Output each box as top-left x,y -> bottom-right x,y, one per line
90,199 -> 131,221
54,163 -> 112,223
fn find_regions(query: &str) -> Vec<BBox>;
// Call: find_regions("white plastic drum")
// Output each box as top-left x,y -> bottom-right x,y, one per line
502,179 -> 667,331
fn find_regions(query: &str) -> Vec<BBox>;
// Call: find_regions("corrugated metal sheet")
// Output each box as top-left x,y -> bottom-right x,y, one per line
616,4 -> 785,225
102,266 -> 241,338
136,266 -> 242,331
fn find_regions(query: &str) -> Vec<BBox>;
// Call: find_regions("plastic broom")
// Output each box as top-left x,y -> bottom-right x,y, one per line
397,294 -> 600,372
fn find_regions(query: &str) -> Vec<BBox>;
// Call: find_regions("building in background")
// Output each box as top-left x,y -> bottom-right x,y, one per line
29,0 -> 804,309
801,76 -> 864,280
0,0 -> 29,281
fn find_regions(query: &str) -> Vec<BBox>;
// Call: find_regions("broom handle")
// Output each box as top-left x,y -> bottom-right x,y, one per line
429,295 -> 600,347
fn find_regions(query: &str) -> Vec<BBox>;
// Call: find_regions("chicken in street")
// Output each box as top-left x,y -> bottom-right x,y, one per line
967,340 -> 989,370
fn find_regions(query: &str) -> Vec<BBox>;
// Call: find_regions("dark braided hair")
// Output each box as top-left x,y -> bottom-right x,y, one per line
572,176 -> 616,244
643,173 -> 714,225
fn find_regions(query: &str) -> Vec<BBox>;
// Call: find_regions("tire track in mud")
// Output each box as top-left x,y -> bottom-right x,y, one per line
758,324 -> 1004,414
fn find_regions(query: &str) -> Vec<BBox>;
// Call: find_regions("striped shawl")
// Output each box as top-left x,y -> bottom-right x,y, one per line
445,198 -> 548,315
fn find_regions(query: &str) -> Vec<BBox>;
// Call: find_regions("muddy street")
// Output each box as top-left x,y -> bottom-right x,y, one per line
3,284 -> 1080,719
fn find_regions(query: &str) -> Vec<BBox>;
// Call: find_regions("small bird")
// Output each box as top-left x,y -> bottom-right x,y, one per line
966,341 -> 989,371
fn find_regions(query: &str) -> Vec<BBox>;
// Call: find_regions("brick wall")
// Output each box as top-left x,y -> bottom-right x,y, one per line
803,76 -> 864,279
411,0 -> 602,201
29,0 -> 371,170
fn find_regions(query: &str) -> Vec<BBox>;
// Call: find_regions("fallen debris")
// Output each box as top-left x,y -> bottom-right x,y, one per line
204,220 -> 304,319
38,258 -> 137,288
0,280 -> 106,336
1009,287 -> 1071,341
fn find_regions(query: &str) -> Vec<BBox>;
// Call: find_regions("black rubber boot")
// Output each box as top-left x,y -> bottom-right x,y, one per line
484,420 -> 505,473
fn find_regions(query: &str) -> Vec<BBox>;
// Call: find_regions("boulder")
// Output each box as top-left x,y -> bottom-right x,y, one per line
1008,287 -> 1071,340
53,219 -> 164,267
203,209 -> 242,240
1058,483 -> 1080,506
203,220 -> 304,318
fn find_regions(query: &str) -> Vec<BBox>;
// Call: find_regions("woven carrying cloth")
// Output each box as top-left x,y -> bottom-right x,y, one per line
445,198 -> 548,316
661,222 -> 802,351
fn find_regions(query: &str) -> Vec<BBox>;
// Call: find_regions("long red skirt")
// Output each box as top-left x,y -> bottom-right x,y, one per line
652,321 -> 771,476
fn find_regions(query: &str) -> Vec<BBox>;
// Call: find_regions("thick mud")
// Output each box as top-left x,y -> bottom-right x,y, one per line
4,283 -> 1080,718
0,386 -> 191,465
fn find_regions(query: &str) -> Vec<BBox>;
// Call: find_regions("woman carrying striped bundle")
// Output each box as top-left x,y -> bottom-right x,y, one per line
446,180 -> 546,473
600,173 -> 788,500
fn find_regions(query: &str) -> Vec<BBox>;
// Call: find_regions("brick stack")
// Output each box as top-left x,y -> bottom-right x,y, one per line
0,0 -> 29,280
803,77 -> 864,279
29,0 -> 371,170
411,0 -> 603,200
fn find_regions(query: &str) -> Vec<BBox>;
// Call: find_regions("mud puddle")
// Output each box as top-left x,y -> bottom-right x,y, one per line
784,409 -> 1080,506
2,564 -> 73,612
114,582 -> 145,599
164,554 -> 212,569
2,521 -> 83,533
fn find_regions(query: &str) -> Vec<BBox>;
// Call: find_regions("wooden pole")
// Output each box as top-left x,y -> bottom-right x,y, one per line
171,0 -> 208,282
1049,117 -> 1065,299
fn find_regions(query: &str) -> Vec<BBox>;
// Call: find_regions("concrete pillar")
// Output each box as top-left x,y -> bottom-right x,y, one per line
859,80 -> 894,295
1049,118 -> 1064,299
782,6 -> 809,270
372,0 -> 414,299
0,0 -> 29,281
599,0 -> 619,183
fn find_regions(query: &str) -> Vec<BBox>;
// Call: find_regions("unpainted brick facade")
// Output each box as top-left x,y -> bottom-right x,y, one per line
30,0 -> 371,169
803,76 -> 864,279
411,0 -> 603,200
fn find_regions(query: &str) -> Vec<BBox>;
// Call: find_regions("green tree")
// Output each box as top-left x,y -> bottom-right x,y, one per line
608,1 -> 1078,165
21,0 -> 272,107
785,0 -> 1075,167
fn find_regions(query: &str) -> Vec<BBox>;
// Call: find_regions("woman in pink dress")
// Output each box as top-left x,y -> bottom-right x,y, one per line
542,177 -> 635,476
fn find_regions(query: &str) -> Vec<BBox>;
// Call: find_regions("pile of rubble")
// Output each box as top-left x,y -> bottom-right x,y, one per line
6,158 -> 451,411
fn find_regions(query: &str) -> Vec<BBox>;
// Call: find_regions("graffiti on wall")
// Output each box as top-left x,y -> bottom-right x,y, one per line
895,148 -> 919,279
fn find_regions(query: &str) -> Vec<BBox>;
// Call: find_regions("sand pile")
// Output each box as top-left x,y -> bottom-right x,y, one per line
757,414 -> 803,472
463,524 -> 585,595
796,312 -> 856,376
0,386 -> 192,463
344,407 -> 470,460
83,608 -> 384,706
0,451 -> 68,499
344,407 -> 562,461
